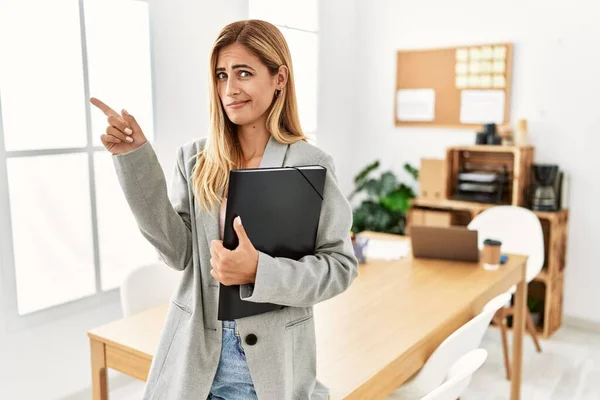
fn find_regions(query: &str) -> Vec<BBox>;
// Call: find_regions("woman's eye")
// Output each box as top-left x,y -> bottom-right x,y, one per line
240,70 -> 252,78
216,72 -> 227,79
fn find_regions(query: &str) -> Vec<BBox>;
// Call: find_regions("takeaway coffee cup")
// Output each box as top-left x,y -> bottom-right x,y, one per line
482,239 -> 502,270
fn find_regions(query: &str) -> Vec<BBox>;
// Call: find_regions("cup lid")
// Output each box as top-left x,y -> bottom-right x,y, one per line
483,238 -> 502,246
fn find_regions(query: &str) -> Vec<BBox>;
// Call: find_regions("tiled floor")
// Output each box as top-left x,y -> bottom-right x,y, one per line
96,325 -> 600,400
463,325 -> 600,400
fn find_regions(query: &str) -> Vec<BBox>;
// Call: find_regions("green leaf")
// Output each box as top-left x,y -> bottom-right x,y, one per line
386,214 -> 406,235
352,201 -> 392,233
379,171 -> 398,197
353,160 -> 380,186
397,183 -> 417,198
363,179 -> 382,197
380,188 -> 414,213
404,163 -> 419,181
527,295 -> 542,312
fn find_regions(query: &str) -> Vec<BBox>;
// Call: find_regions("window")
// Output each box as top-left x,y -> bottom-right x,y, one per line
249,0 -> 318,143
0,0 -> 157,319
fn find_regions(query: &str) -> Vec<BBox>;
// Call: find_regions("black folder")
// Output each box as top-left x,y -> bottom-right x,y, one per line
218,165 -> 327,320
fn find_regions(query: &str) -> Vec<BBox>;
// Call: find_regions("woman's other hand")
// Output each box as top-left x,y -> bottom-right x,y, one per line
210,216 -> 259,285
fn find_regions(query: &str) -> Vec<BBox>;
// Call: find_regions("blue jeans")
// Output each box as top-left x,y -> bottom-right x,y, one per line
208,320 -> 258,400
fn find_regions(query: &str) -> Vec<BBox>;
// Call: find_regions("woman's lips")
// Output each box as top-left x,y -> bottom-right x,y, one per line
228,100 -> 250,109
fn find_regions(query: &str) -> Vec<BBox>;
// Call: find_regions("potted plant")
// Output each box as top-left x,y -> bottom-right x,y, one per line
348,160 -> 418,235
528,295 -> 543,328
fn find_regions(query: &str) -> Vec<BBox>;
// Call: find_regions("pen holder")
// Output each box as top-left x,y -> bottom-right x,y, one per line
352,235 -> 369,264
482,238 -> 502,270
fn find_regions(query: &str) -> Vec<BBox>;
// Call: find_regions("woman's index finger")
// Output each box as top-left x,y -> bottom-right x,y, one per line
89,97 -> 119,117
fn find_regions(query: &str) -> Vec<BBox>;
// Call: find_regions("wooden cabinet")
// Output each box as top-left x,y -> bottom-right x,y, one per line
533,210 -> 568,338
408,144 -> 568,338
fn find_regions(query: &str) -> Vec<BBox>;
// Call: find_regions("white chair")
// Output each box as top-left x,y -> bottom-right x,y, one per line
390,293 -> 510,399
420,349 -> 488,400
120,262 -> 182,317
468,205 -> 544,379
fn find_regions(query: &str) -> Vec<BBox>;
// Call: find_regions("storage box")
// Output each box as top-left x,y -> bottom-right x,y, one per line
408,209 -> 452,235
419,159 -> 446,201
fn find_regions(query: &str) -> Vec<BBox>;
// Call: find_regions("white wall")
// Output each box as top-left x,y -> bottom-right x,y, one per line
316,0 -> 358,196
0,300 -> 124,400
0,2 -> 248,399
343,0 -> 600,322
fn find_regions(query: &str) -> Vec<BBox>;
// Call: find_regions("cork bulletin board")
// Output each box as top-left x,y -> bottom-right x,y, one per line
394,43 -> 513,129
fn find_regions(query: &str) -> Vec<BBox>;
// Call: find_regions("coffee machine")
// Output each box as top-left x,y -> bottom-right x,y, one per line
530,164 -> 562,211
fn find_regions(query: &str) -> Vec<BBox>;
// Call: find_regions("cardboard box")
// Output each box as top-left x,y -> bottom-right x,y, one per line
424,210 -> 452,227
407,209 -> 452,235
420,159 -> 446,201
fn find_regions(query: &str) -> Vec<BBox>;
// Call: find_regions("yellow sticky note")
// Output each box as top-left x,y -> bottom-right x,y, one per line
456,62 -> 468,75
493,45 -> 507,60
480,46 -> 493,59
456,49 -> 469,61
493,75 -> 506,88
493,60 -> 506,73
480,74 -> 492,88
469,48 -> 481,60
469,62 -> 481,74
456,76 -> 468,88
480,61 -> 492,73
468,75 -> 481,88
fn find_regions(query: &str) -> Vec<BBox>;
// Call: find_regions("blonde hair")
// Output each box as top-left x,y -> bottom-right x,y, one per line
191,20 -> 307,212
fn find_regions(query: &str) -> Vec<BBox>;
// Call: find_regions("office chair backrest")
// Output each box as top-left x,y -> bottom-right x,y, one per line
120,262 -> 182,317
396,292 -> 509,397
420,349 -> 488,400
468,206 -> 545,283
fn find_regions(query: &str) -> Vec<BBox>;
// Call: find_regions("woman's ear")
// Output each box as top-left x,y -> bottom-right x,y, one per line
276,65 -> 289,90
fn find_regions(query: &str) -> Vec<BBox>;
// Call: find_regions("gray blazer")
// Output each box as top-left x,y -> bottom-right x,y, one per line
112,135 -> 359,400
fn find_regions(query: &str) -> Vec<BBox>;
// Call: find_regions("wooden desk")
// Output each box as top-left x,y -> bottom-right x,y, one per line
88,232 -> 527,400
88,303 -> 166,399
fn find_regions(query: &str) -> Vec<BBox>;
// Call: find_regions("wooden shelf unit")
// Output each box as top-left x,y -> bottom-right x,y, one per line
445,145 -> 534,206
408,198 -> 569,338
490,319 -> 544,336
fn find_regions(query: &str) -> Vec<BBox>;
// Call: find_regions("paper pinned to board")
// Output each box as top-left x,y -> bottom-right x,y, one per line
396,89 -> 436,122
364,239 -> 410,260
460,90 -> 505,124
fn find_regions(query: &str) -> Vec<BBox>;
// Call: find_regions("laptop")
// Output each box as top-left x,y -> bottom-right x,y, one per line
410,225 -> 480,262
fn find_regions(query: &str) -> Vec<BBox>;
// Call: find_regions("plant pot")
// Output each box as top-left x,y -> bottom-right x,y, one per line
530,311 -> 542,328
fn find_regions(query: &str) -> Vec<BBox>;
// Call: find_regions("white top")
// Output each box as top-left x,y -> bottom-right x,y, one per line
219,197 -> 227,240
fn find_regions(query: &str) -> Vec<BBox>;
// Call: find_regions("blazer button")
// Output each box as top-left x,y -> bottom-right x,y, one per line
245,333 -> 258,346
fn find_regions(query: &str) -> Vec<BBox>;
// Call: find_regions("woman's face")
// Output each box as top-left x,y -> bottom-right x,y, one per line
215,43 -> 285,127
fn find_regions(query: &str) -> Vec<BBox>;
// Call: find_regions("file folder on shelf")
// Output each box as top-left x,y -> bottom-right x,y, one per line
218,165 -> 327,320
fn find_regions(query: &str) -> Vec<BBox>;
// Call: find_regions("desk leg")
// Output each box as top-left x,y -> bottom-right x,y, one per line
90,338 -> 108,400
511,269 -> 527,400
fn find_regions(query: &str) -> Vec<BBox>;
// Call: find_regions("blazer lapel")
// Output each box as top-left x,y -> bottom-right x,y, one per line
200,188 -> 222,248
200,135 -> 289,247
258,134 -> 290,169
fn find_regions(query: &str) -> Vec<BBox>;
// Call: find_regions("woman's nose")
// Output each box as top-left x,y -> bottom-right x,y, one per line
226,79 -> 240,97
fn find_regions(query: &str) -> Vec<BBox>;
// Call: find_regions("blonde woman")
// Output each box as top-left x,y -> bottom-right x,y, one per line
91,20 -> 358,400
